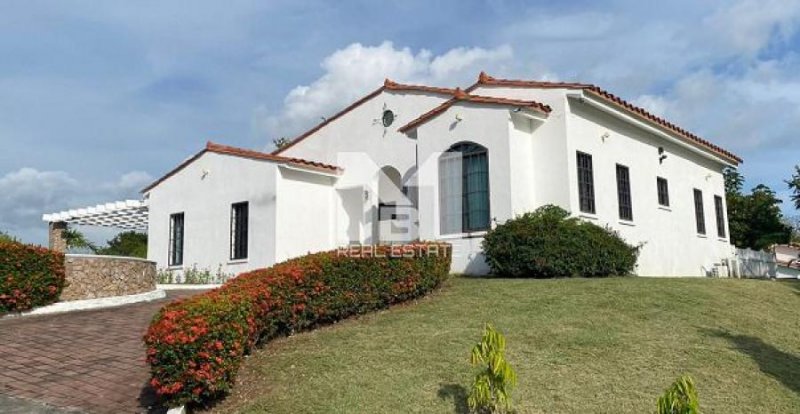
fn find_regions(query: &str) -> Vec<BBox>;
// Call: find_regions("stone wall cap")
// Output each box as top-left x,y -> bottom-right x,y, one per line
65,254 -> 156,264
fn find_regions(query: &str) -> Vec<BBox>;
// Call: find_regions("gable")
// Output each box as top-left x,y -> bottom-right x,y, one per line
273,81 -> 454,160
275,84 -> 454,168
142,142 -> 340,194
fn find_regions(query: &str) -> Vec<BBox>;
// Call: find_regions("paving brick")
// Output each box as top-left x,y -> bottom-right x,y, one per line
0,290 -> 203,413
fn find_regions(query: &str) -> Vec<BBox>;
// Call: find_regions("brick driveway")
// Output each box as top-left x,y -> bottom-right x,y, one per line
0,290 -> 203,414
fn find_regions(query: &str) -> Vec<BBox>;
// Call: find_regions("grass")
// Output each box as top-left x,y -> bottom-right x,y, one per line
204,277 -> 800,413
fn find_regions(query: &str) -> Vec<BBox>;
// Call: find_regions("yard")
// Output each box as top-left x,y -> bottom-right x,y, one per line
204,277 -> 800,413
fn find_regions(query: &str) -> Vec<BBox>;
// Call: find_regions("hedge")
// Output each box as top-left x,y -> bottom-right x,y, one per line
144,242 -> 451,406
482,205 -> 640,278
0,240 -> 66,313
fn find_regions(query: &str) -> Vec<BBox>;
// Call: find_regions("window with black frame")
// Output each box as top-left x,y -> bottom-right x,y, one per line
576,152 -> 595,214
657,177 -> 670,207
439,142 -> 490,234
168,212 -> 184,266
230,202 -> 249,260
693,189 -> 706,235
616,164 -> 633,221
714,195 -> 726,238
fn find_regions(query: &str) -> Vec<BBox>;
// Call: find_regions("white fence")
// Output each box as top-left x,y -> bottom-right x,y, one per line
729,248 -> 777,278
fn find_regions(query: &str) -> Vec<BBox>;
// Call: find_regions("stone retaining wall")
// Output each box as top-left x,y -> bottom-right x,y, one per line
61,254 -> 157,301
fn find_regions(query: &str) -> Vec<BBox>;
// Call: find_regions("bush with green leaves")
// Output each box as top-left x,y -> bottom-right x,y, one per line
482,205 -> 640,278
468,324 -> 517,413
657,374 -> 701,414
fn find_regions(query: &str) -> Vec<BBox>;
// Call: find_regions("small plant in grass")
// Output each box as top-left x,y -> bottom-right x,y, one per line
468,324 -> 517,413
156,264 -> 233,285
657,374 -> 701,414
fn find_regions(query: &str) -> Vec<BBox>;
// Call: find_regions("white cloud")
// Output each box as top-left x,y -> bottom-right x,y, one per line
107,170 -> 153,192
631,60 -> 800,151
256,41 -> 513,142
0,168 -> 151,245
429,45 -> 512,79
705,0 -> 800,55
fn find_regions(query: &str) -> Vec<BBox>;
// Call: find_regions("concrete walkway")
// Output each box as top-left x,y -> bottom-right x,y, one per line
0,290 -> 203,414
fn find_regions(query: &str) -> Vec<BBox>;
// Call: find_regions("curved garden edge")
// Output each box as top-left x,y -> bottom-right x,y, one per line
1,288 -> 166,319
144,242 -> 452,408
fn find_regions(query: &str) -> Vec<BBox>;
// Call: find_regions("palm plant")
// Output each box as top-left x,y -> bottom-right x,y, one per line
656,374 -> 701,414
468,324 -> 517,413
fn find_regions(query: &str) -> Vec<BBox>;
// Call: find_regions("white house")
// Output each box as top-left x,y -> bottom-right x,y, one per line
45,73 -> 743,277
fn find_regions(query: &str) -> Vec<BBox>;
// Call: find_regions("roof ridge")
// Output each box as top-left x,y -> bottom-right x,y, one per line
452,91 -> 553,111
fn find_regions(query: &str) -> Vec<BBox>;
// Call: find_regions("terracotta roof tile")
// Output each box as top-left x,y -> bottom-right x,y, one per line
141,142 -> 341,193
205,142 -> 339,170
469,72 -> 742,164
272,79 -> 456,155
398,88 -> 551,133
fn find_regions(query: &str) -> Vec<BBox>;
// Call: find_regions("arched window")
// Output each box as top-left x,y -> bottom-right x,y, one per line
439,142 -> 490,234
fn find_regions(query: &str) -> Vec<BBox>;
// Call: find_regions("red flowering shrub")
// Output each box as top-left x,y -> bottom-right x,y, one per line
0,240 -> 66,313
144,242 -> 451,406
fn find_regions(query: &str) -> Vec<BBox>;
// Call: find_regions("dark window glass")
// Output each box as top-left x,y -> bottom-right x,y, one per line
576,152 -> 595,214
168,213 -> 184,266
657,177 -> 670,207
714,195 -> 726,238
439,143 -> 490,234
616,164 -> 633,221
231,202 -> 249,260
694,189 -> 706,235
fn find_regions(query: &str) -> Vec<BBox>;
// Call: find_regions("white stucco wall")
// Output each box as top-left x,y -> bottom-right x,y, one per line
280,89 -> 450,246
280,90 -> 447,170
470,86 -> 572,210
415,103 -> 523,274
144,82 -> 738,278
274,166 -> 337,262
411,86 -> 737,276
146,152 -> 278,276
564,98 -> 735,276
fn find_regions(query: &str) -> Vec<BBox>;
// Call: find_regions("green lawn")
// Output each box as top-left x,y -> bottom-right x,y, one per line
205,277 -> 800,413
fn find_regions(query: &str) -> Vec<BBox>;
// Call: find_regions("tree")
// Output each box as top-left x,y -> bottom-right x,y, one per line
0,230 -> 15,243
723,167 -> 744,196
786,215 -> 800,244
786,165 -> 800,210
744,185 -> 791,249
724,168 -> 791,250
94,231 -> 147,258
62,226 -> 97,252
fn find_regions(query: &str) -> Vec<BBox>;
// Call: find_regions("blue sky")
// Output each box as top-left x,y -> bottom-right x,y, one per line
1,0 -> 799,244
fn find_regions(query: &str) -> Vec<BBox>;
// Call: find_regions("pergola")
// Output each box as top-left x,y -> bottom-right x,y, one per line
42,200 -> 148,251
